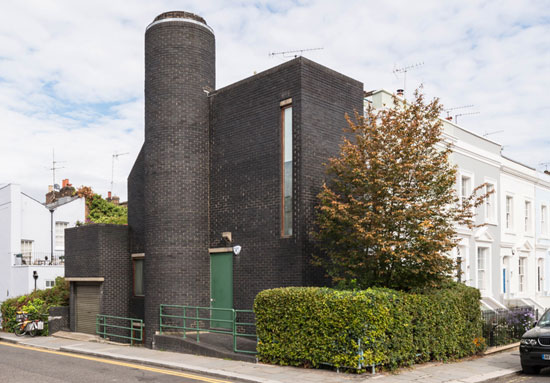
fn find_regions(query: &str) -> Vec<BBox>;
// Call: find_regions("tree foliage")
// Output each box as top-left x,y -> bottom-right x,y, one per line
312,90 -> 488,291
75,186 -> 127,225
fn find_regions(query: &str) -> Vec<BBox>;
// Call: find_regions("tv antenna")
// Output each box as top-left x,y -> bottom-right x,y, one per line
269,47 -> 323,58
111,152 -> 129,195
444,105 -> 474,119
482,130 -> 504,138
48,149 -> 65,189
392,62 -> 424,95
454,111 -> 480,125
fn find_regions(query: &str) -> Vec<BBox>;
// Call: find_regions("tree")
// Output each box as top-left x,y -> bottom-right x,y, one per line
312,90 -> 487,291
75,186 -> 128,225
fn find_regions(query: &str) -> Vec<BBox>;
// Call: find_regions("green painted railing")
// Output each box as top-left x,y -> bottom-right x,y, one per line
233,309 -> 257,354
159,304 -> 257,354
96,314 -> 143,345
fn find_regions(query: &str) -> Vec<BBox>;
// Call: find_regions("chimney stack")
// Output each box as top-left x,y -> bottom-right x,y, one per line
108,191 -> 112,200
446,116 -> 453,121
396,89 -> 404,97
62,179 -> 69,188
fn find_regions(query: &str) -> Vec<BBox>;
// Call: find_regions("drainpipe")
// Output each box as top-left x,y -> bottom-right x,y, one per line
49,208 -> 55,262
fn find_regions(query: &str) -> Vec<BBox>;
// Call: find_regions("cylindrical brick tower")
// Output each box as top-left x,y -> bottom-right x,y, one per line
143,11 -> 215,346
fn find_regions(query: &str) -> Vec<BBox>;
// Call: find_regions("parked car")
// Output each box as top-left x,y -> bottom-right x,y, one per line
520,308 -> 550,374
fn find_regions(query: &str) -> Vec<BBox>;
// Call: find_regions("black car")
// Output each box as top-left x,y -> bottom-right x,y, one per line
520,308 -> 550,374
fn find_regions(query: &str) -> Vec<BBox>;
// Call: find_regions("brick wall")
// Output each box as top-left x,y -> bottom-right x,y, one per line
65,224 -> 130,330
210,57 -> 363,309
142,17 -> 215,345
128,146 -> 145,254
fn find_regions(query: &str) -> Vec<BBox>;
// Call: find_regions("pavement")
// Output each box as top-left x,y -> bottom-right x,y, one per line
0,331 -> 522,383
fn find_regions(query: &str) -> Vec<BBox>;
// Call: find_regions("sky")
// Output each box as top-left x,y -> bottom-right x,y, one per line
0,0 -> 548,202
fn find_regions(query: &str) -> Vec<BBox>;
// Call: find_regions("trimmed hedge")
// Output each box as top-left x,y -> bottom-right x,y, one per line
254,283 -> 484,370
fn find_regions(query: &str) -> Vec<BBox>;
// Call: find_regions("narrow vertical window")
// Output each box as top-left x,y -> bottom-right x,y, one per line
477,247 -> 487,290
541,205 -> 548,236
525,201 -> 531,232
537,259 -> 544,292
505,196 -> 513,230
460,175 -> 471,204
485,183 -> 495,222
133,258 -> 144,296
519,257 -> 526,292
55,221 -> 68,250
281,103 -> 293,237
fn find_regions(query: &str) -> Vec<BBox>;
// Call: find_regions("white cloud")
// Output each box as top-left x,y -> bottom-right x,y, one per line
0,0 -> 548,201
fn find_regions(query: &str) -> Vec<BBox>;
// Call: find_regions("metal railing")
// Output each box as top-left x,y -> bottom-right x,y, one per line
96,314 -> 143,345
482,306 -> 538,347
12,252 -> 65,266
159,304 -> 257,354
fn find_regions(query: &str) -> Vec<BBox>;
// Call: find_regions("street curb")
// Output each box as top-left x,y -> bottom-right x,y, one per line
476,370 -> 522,383
57,346 -> 279,383
484,342 -> 520,355
0,334 -> 274,383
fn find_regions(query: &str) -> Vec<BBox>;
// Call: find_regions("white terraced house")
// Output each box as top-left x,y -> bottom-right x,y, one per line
366,89 -> 550,312
0,183 -> 85,303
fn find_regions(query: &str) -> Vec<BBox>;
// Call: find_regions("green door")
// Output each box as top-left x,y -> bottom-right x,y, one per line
210,252 -> 233,329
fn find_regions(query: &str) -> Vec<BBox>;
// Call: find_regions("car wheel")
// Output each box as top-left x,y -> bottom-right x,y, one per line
522,364 -> 541,375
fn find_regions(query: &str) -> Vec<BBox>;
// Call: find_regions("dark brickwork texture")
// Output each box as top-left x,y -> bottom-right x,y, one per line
143,18 -> 215,346
65,224 -> 130,331
65,12 -> 364,347
210,57 -> 363,310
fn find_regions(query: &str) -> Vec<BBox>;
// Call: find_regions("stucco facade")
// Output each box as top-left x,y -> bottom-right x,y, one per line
0,183 -> 85,302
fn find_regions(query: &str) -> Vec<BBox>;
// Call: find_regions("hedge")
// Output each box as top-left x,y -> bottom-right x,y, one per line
254,283 -> 484,370
1,276 -> 69,335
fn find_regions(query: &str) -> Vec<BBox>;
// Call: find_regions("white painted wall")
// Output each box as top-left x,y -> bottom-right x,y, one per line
0,184 -> 85,303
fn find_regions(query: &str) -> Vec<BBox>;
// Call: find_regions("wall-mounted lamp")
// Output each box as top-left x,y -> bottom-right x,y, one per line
33,270 -> 38,292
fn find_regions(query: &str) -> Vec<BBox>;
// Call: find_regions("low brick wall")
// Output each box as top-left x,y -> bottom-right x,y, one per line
48,306 -> 69,334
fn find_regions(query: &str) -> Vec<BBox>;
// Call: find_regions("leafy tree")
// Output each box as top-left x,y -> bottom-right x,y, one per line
75,186 -> 127,225
313,90 -> 488,291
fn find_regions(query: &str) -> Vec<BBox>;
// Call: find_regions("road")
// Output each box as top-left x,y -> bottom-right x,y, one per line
0,341 -> 244,383
488,368 -> 550,382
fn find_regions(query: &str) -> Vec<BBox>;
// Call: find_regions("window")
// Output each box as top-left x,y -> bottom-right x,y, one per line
55,222 -> 68,249
133,259 -> 144,296
21,240 -> 33,257
281,102 -> 293,237
477,247 -> 488,290
460,175 -> 471,204
524,201 -> 531,232
21,240 -> 33,264
485,183 -> 496,222
519,257 -> 526,292
45,280 -> 55,288
455,245 -> 467,283
537,259 -> 544,292
542,205 -> 548,236
505,196 -> 513,230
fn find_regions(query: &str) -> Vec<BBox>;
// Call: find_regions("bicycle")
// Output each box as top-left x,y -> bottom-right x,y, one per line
13,311 -> 44,337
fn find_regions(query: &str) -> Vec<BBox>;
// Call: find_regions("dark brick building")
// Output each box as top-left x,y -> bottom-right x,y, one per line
65,11 -> 363,346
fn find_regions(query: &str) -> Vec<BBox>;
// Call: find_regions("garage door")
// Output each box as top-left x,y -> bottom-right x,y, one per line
76,284 -> 100,335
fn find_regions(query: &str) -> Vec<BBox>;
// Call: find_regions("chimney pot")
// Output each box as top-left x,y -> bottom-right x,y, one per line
446,116 -> 453,121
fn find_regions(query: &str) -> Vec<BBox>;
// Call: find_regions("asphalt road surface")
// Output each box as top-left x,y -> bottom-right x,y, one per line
0,341 -> 245,383
487,368 -> 550,382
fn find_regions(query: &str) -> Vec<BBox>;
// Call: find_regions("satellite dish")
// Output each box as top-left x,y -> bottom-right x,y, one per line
232,245 -> 242,255
54,184 -> 60,191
